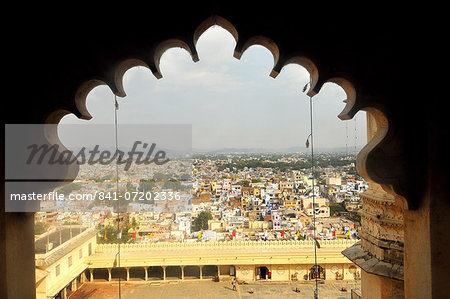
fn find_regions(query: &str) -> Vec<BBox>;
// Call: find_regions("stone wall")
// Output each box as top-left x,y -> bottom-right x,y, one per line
95,239 -> 358,253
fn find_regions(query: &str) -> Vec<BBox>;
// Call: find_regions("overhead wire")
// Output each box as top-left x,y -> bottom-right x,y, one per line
114,94 -> 122,299
304,78 -> 319,299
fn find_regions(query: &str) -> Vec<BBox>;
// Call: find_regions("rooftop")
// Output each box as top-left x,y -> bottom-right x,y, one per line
35,226 -> 89,254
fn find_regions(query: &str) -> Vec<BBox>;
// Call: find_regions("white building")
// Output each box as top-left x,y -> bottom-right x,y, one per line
326,175 -> 342,186
35,226 -> 97,299
301,196 -> 330,218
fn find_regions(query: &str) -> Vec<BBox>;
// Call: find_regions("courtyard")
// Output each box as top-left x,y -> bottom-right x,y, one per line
69,280 -> 360,299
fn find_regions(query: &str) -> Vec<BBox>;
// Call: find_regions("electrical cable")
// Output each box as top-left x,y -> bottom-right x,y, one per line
114,95 -> 122,299
304,79 -> 319,299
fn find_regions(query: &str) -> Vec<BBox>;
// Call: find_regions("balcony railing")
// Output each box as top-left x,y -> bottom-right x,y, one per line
95,239 -> 358,253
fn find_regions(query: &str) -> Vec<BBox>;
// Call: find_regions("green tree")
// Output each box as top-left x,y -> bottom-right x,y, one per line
131,217 -> 137,228
239,180 -> 250,187
58,182 -> 82,196
126,182 -> 136,192
329,203 -> 346,216
163,179 -> 185,191
97,222 -> 135,244
192,211 -> 213,231
139,179 -> 156,192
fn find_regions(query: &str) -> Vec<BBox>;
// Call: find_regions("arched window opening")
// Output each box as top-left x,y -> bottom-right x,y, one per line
33,24 -> 373,299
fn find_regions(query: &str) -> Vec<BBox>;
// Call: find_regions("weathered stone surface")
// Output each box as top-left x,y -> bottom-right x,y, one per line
342,242 -> 403,281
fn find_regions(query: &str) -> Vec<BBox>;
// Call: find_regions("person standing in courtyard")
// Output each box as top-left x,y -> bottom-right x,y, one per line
232,278 -> 237,291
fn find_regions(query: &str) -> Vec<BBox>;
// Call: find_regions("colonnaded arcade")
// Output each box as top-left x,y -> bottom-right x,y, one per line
35,226 -> 360,299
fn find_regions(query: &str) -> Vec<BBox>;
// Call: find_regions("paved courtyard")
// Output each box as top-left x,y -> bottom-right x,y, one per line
70,280 -> 360,299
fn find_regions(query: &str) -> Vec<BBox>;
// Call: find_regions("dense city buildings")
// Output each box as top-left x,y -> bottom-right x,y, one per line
34,152 -> 366,298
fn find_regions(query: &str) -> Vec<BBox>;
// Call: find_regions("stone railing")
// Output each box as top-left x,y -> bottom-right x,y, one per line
95,239 -> 358,253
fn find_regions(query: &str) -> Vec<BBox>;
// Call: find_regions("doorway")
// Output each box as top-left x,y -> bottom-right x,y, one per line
256,266 -> 270,280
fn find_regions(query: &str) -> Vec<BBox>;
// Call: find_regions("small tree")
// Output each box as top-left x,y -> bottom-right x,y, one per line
192,211 -> 213,231
240,180 -> 250,187
131,217 -> 137,228
98,222 -> 134,244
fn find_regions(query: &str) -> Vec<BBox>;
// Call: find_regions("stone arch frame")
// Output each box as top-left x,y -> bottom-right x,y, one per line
42,14 -> 413,211
4,5 -> 446,298
36,19 -> 422,298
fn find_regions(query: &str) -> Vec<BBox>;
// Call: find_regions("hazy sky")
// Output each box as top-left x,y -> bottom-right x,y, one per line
59,26 -> 366,151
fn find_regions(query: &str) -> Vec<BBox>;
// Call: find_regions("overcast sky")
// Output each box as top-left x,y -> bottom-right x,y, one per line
59,26 -> 366,152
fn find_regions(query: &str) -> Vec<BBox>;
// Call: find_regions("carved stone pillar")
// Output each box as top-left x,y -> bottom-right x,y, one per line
359,184 -> 404,265
72,278 -> 77,291
342,111 -> 404,298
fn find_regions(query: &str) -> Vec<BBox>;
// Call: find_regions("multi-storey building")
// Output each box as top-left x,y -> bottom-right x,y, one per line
35,226 -> 97,299
302,197 -> 330,218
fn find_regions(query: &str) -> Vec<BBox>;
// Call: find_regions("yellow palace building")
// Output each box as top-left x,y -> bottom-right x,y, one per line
36,227 -> 360,298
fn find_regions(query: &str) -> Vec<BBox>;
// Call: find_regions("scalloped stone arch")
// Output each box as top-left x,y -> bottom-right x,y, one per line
272,56 -> 320,97
45,109 -> 73,125
114,58 -> 150,98
233,35 -> 280,77
61,14 -> 399,209
151,38 -> 199,79
5,8 -> 446,299
74,79 -> 107,120
194,15 -> 238,46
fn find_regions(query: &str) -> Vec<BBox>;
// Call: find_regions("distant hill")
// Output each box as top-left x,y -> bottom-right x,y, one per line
192,146 -> 363,154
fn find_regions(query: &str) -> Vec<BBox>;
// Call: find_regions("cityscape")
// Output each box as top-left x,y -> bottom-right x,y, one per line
36,152 -> 365,243
6,7 -> 440,299
34,151 -> 366,298
28,23 -> 369,299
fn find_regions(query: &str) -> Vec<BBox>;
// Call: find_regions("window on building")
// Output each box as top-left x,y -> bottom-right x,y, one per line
55,264 -> 60,277
68,256 -> 72,267
88,243 -> 92,256
79,248 -> 83,259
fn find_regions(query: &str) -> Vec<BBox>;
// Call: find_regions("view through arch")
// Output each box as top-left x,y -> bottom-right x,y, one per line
35,25 -> 368,298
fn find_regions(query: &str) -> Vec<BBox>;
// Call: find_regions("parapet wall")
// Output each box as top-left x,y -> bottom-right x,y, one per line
95,239 -> 358,253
